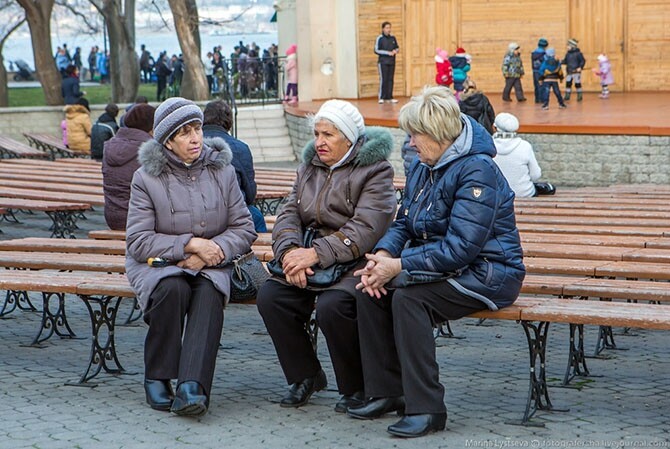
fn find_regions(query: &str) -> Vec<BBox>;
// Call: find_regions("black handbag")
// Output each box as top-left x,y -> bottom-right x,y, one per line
229,251 -> 270,302
266,227 -> 359,288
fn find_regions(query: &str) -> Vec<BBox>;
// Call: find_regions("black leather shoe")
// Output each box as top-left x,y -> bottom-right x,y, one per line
346,396 -> 405,420
387,413 -> 447,438
334,391 -> 366,413
170,381 -> 209,417
280,370 -> 327,408
144,379 -> 174,411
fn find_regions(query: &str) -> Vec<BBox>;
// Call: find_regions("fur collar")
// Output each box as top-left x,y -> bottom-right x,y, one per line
138,137 -> 233,177
301,126 -> 393,167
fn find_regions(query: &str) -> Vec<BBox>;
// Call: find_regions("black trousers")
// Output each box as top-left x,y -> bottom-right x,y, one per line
356,281 -> 486,414
256,280 -> 363,395
503,77 -> 525,101
378,62 -> 396,100
143,275 -> 224,397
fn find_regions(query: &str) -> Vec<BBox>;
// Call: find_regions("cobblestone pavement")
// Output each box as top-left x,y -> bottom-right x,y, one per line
0,209 -> 669,449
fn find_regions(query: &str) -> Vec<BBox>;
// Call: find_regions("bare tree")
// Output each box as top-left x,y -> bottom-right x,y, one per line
0,2 -> 26,106
89,0 -> 139,103
16,0 -> 63,105
167,0 -> 208,100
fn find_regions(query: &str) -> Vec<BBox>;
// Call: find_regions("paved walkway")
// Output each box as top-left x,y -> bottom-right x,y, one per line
0,209 -> 669,449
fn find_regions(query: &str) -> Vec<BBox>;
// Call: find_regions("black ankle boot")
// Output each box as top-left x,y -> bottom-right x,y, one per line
144,379 -> 174,411
346,396 -> 405,420
280,370 -> 327,408
334,390 -> 366,413
387,412 -> 447,438
171,381 -> 209,417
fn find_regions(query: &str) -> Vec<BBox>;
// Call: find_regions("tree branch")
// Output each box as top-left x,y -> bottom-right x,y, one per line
55,0 -> 100,33
151,0 -> 171,30
199,4 -> 253,26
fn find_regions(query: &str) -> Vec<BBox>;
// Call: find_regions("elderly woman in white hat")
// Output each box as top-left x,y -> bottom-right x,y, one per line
257,99 -> 397,412
125,97 -> 256,417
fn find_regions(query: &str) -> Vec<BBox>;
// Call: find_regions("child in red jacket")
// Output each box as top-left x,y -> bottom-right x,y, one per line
434,48 -> 453,88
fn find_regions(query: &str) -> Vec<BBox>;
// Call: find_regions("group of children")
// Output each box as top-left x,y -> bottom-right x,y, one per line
434,39 -> 614,110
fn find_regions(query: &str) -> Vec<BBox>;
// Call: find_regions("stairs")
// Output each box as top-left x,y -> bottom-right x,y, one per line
235,105 -> 295,163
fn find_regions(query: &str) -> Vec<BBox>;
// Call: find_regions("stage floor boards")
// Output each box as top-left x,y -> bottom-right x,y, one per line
286,92 -> 669,136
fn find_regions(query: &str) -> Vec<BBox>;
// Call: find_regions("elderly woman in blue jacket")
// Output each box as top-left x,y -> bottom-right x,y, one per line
348,86 -> 525,438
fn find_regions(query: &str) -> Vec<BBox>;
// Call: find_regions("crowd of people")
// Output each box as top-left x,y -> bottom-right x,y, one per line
138,41 -> 282,101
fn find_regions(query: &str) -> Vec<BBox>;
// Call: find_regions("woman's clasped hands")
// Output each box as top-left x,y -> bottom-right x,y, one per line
177,237 -> 225,271
281,247 -> 320,288
354,250 -> 402,298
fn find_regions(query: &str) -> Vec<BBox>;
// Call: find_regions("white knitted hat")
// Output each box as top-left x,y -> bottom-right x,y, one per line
494,112 -> 520,133
508,42 -> 520,52
314,99 -> 365,144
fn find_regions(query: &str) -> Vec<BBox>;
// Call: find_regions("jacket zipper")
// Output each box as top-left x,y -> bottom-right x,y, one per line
315,170 -> 333,225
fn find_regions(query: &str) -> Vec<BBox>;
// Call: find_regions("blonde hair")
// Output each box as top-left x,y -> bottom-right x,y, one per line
398,86 -> 462,145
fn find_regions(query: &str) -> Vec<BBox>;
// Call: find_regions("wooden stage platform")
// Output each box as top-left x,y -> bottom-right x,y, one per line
286,92 -> 670,136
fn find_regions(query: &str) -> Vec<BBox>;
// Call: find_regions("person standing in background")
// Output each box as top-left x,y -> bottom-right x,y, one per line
374,21 -> 399,104
562,38 -> 586,101
88,46 -> 98,82
531,38 -> 549,104
501,42 -> 527,102
593,54 -> 614,99
284,44 -> 298,105
448,47 -> 470,101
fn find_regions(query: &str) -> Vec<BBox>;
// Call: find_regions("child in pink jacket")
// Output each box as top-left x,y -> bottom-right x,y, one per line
593,54 -> 614,99
284,44 -> 298,105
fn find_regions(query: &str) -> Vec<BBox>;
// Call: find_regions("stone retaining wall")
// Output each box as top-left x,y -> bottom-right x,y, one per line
286,112 -> 670,186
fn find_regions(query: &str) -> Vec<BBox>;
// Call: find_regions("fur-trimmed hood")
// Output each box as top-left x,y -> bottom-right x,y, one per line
301,126 -> 394,168
138,136 -> 233,177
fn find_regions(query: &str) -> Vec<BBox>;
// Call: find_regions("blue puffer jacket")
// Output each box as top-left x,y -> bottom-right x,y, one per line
374,115 -> 525,310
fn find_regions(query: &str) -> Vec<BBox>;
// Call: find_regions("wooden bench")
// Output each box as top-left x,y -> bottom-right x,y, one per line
23,132 -> 77,159
469,297 -> 670,425
0,270 -> 134,385
0,172 -> 103,187
0,179 -> 104,196
0,237 -> 125,255
0,135 -> 49,159
0,197 -> 92,238
0,187 -> 104,207
0,158 -> 101,173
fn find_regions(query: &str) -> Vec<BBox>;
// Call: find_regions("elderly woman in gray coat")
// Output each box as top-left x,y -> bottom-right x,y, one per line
125,97 -> 256,417
256,100 -> 398,413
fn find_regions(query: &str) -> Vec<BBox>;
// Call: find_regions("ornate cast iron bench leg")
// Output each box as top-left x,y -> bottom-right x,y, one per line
28,292 -> 78,346
506,321 -> 569,427
45,211 -> 81,239
0,289 -> 38,317
67,295 -> 129,387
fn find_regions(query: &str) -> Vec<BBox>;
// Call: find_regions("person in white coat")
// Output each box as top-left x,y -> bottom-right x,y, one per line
492,112 -> 555,197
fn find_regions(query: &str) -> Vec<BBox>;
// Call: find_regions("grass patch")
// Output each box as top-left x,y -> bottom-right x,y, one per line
9,83 -> 157,107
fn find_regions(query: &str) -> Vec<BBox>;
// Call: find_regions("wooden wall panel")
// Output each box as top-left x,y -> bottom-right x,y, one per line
626,0 -> 670,90
403,0 -> 456,96
355,0 -> 669,97
569,0 -> 625,92
459,0 -> 568,94
357,0 -> 404,99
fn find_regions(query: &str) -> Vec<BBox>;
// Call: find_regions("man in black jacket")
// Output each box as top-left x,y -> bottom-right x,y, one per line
374,21 -> 400,104
202,100 -> 266,232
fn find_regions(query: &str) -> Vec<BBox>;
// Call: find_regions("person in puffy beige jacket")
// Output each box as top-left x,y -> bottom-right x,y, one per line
63,97 -> 92,154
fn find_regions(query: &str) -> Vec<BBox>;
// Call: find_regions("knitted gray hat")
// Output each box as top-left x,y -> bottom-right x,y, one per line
153,97 -> 203,144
